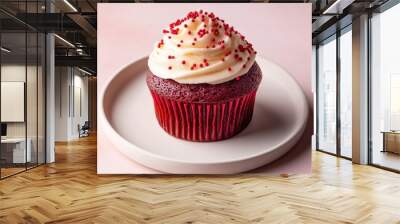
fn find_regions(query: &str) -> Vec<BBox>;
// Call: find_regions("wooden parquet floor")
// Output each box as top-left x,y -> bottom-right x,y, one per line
1,135 -> 400,224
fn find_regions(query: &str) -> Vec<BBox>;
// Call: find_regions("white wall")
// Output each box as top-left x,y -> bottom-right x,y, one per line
1,65 -> 43,137
1,65 -> 26,135
55,66 -> 89,141
55,67 -> 70,141
352,14 -> 369,164
72,73 -> 89,138
1,82 -> 25,122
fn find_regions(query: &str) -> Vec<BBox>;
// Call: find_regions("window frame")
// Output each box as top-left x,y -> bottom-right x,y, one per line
315,24 -> 353,161
367,0 -> 400,173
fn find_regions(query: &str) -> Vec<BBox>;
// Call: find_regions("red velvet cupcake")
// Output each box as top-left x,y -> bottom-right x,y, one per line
147,10 -> 262,141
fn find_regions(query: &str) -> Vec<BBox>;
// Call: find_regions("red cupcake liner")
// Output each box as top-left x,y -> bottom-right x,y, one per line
150,90 -> 257,142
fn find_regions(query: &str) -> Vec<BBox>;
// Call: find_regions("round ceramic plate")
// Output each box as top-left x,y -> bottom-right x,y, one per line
100,56 -> 309,174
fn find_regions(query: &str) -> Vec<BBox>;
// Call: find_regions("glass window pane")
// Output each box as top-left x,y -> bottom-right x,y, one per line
1,31 -> 27,177
371,3 -> 400,171
318,37 -> 337,154
0,1 -> 46,179
340,29 -> 352,158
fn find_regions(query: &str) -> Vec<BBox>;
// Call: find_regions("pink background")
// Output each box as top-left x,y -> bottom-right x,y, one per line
97,3 -> 312,174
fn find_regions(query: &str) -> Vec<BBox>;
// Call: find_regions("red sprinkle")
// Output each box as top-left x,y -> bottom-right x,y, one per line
171,28 -> 179,35
228,67 -> 232,71
236,76 -> 240,80
182,60 -> 186,65
197,29 -> 207,38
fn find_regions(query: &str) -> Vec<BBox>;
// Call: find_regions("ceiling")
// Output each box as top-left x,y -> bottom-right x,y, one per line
0,0 -> 392,74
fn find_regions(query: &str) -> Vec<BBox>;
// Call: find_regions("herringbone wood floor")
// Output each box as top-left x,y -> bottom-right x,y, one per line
1,135 -> 400,224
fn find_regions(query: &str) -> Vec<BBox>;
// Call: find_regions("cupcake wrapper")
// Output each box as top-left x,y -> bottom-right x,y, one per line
150,90 -> 257,142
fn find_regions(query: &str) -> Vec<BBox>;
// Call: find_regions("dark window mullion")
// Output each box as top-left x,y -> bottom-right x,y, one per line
367,11 -> 373,165
336,28 -> 341,157
0,25 -> 2,179
316,45 -> 320,150
24,0 -> 28,171
36,0 -> 39,167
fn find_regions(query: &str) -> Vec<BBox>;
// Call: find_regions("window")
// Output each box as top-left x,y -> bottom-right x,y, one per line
0,2 -> 47,179
370,3 -> 400,171
317,36 -> 337,154
339,28 -> 352,158
316,25 -> 353,158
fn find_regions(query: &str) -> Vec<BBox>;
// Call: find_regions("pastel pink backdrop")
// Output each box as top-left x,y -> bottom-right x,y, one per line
97,3 -> 312,174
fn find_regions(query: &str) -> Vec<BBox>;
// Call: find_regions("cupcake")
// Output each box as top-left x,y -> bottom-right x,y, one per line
147,10 -> 262,142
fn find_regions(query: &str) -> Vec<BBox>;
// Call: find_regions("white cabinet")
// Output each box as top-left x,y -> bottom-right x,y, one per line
1,138 -> 32,163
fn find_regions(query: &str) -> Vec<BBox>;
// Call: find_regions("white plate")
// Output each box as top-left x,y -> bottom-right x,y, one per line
100,56 -> 308,174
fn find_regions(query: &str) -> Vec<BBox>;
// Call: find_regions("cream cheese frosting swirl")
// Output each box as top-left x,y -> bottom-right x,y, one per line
148,10 -> 257,85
